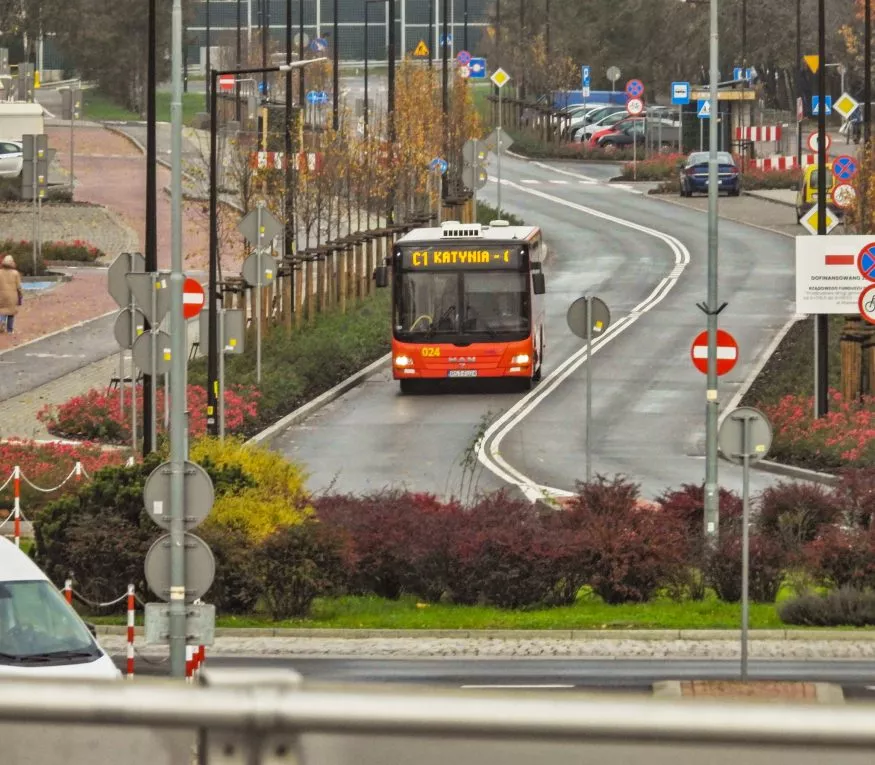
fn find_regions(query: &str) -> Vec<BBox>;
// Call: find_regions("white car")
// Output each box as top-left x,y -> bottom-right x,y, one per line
0,537 -> 121,678
0,140 -> 23,179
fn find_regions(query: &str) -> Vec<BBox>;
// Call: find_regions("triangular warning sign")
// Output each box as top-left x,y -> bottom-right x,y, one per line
804,54 -> 820,74
413,40 -> 429,57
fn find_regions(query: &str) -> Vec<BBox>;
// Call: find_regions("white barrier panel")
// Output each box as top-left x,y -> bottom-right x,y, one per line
0,676 -> 870,765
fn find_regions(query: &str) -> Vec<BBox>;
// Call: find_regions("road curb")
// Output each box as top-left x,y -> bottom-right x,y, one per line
645,193 -> 795,240
246,353 -> 391,446
96,626 -> 875,640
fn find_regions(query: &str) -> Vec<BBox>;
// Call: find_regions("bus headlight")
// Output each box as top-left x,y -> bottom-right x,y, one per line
512,354 -> 531,365
394,355 -> 413,367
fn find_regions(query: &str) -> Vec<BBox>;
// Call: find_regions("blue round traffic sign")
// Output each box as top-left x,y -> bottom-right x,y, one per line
833,154 -> 858,181
625,79 -> 644,98
457,50 -> 471,65
857,242 -> 875,281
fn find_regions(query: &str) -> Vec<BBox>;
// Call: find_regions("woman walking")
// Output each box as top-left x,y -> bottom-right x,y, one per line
0,254 -> 23,334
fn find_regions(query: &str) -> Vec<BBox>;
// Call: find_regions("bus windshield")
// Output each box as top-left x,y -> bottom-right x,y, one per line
396,271 -> 530,341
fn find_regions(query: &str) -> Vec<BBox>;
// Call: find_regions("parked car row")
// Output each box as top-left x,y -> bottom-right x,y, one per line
553,102 -> 680,150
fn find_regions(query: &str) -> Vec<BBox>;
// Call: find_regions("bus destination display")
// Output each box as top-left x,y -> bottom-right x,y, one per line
400,246 -> 524,270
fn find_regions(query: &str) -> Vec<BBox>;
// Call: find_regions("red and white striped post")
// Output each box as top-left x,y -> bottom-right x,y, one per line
64,579 -> 73,605
12,465 -> 20,548
74,461 -> 83,482
185,645 -> 194,683
126,584 -> 136,679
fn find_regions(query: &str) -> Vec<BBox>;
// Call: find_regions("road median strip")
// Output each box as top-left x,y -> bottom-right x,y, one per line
95,626 -> 875,640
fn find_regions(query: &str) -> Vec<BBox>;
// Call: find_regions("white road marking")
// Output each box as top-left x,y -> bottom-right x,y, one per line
548,180 -> 569,184
460,684 -> 575,689
478,176 -> 691,502
578,180 -> 598,185
520,179 -> 541,184
25,352 -> 87,359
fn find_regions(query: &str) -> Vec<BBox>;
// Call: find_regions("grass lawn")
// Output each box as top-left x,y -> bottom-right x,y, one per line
86,592 -> 827,631
83,89 -> 206,125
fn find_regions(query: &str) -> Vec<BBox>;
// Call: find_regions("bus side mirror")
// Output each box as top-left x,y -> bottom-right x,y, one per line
533,273 -> 546,295
374,266 -> 389,288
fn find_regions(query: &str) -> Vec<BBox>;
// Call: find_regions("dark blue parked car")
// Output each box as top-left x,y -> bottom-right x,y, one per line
679,151 -> 741,197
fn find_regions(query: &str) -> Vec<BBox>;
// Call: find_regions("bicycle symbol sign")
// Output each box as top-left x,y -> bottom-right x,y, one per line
857,242 -> 875,281
859,284 -> 875,325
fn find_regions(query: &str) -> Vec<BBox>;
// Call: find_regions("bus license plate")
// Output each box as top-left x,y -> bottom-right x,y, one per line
448,370 -> 478,378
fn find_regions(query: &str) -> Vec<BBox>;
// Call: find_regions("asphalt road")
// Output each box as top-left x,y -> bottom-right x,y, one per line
120,655 -> 875,700
273,152 -> 797,500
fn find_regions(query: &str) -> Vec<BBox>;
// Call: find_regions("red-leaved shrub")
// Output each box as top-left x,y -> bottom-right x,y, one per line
313,491 -> 461,600
803,526 -> 875,590
705,532 -> 789,603
655,483 -> 744,599
445,493 -> 566,609
756,480 -> 841,555
556,476 -> 688,605
832,467 -> 875,529
37,384 -> 260,444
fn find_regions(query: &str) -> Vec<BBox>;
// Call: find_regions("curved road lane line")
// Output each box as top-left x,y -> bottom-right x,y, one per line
477,176 -> 692,502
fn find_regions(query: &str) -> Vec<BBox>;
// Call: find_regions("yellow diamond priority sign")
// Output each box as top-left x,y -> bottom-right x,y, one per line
833,92 -> 860,120
799,204 -> 839,236
490,67 -> 510,88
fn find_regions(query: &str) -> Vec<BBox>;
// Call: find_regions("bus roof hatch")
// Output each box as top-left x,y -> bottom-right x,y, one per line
440,222 -> 483,238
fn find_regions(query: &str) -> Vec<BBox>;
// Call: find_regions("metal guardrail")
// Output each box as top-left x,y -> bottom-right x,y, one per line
0,675 -> 873,765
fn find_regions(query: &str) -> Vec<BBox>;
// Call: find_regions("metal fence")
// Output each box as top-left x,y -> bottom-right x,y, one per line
0,673 -> 873,765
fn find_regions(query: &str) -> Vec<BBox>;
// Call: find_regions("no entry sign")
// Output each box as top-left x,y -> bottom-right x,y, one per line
183,277 -> 206,320
690,329 -> 739,376
218,74 -> 236,92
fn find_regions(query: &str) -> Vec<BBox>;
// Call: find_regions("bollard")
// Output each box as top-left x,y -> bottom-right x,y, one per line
126,584 -> 136,679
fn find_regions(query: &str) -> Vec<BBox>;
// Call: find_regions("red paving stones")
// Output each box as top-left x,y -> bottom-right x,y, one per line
679,681 -> 819,702
0,125 -> 244,352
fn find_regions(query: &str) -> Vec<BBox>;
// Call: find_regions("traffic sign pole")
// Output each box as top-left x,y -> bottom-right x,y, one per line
169,0 -> 187,678
256,201 -> 265,385
815,0 -> 828,420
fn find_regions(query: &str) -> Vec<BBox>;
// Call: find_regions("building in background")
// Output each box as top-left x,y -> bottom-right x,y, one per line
186,0 -> 492,71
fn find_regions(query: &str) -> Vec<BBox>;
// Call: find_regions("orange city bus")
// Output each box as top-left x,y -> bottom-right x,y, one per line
375,220 -> 547,393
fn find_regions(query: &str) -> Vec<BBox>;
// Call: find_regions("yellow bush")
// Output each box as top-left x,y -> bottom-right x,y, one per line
189,436 -> 312,542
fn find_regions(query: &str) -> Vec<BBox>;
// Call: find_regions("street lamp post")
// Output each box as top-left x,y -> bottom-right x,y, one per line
207,60 -> 325,437
704,0 -> 722,539
429,0 -> 434,69
332,0 -> 339,131
796,0 -> 802,165
144,0 -> 157,456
